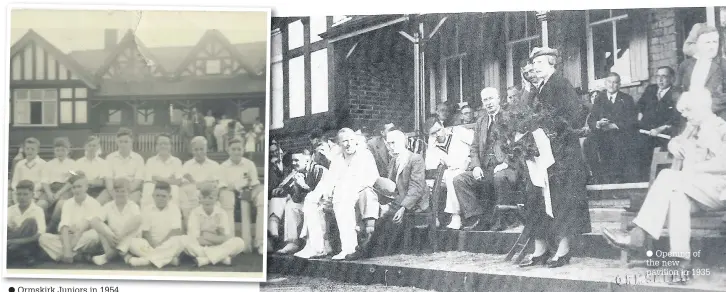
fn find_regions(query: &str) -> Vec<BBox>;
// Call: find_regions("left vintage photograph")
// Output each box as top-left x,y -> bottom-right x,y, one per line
4,6 -> 270,282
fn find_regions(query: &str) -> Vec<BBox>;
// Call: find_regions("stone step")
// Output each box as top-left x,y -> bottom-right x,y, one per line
268,253 -> 726,292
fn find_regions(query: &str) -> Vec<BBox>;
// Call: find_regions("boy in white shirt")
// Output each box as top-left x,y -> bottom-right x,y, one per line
126,182 -> 186,268
219,138 -> 261,251
42,137 -> 78,233
9,137 -> 46,208
7,180 -> 46,265
75,136 -> 110,200
97,128 -> 145,205
141,134 -> 183,208
180,136 -> 224,230
38,172 -> 103,264
184,189 -> 246,267
89,178 -> 143,266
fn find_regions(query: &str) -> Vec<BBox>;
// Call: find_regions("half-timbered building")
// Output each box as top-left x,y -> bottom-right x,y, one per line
9,28 -> 267,158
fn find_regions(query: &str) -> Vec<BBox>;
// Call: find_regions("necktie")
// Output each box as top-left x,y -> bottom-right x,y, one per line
390,157 -> 399,182
610,95 -> 616,103
488,115 -> 495,129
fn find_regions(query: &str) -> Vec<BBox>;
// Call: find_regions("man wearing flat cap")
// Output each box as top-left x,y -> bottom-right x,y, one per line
676,23 -> 726,121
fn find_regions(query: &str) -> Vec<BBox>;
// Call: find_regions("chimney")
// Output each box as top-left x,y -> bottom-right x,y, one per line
104,29 -> 118,50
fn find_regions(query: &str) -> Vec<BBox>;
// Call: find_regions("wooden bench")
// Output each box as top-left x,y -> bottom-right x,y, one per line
619,147 -> 726,267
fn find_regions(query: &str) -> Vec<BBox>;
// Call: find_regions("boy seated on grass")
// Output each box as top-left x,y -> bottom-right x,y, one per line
9,137 -> 46,208
125,182 -> 186,268
184,188 -> 246,267
38,172 -> 103,264
89,178 -> 143,266
7,180 -> 47,265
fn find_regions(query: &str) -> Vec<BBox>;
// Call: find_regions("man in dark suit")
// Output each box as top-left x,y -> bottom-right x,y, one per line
348,130 -> 430,259
587,72 -> 639,183
367,123 -> 396,177
676,24 -> 726,120
452,87 -> 519,231
637,66 -> 683,181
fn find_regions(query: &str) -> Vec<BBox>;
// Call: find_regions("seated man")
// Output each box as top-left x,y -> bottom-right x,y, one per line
184,189 -> 246,267
219,138 -> 261,253
88,178 -> 143,266
425,119 -> 474,230
269,151 -> 326,254
296,128 -> 380,260
126,182 -> 186,268
98,128 -> 145,205
9,137 -> 46,208
180,136 -> 224,230
38,172 -> 102,264
453,87 -> 520,231
603,89 -> 726,282
41,137 -> 78,232
7,180 -> 47,265
348,130 -> 430,259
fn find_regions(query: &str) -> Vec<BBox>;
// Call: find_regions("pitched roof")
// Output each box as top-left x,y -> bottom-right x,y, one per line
10,29 -> 98,89
173,29 -> 266,77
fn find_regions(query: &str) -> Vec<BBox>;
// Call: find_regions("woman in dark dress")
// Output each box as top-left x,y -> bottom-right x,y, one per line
518,47 -> 591,268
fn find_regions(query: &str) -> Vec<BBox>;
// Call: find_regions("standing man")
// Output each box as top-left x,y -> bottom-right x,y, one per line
204,110 -> 216,151
587,73 -> 639,184
452,88 -> 519,231
98,128 -> 145,205
367,123 -> 395,178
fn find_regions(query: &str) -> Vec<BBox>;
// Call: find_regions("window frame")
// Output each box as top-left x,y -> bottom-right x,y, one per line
438,20 -> 467,105
585,9 -> 637,87
505,11 -> 543,88
12,87 -> 89,127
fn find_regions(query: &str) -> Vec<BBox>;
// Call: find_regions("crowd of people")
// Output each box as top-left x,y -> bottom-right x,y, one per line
7,128 -> 264,269
179,108 -> 265,154
267,22 -> 726,283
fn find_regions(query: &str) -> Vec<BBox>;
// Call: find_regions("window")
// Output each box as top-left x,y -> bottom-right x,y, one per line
59,87 -> 88,124
136,108 -> 155,126
107,109 -> 122,125
506,11 -> 542,87
271,17 -> 331,126
586,9 -> 649,85
439,20 -> 467,105
206,59 -> 221,75
13,89 -> 57,126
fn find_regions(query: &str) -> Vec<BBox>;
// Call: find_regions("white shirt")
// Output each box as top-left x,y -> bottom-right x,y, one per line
59,196 -> 102,231
141,203 -> 182,244
214,123 -> 228,137
181,158 -> 224,186
11,156 -> 46,190
106,151 -> 145,181
658,87 -> 671,100
253,123 -> 264,134
219,157 -> 259,190
98,201 -> 141,236
690,57 -> 712,89
204,116 -> 216,127
75,156 -> 110,181
7,203 -> 46,234
187,205 -> 231,239
144,155 -> 183,182
608,93 -> 618,103
314,148 -> 379,200
42,158 -> 77,184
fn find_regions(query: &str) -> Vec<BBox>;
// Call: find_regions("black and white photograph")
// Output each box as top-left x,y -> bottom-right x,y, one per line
263,9 -> 726,291
5,6 -> 269,282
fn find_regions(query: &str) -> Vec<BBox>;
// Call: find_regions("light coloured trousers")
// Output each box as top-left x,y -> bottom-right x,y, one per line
184,236 -> 246,264
127,236 -> 188,268
39,230 -> 100,261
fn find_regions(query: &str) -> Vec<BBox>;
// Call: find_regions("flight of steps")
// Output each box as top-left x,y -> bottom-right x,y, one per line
268,184 -> 726,292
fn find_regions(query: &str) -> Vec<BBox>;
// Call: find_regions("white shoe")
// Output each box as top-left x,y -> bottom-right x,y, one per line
332,251 -> 353,260
92,255 -> 108,266
222,257 -> 232,265
276,243 -> 300,254
447,214 -> 462,230
294,248 -> 313,259
196,257 -> 210,267
128,257 -> 151,267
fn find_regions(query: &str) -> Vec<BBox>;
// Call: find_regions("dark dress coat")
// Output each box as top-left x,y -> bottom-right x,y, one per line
675,57 -> 726,120
526,71 -> 592,240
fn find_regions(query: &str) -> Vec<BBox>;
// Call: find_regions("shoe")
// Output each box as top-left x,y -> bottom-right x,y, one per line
92,255 -> 108,266
344,250 -> 364,261
602,228 -> 644,251
128,257 -> 151,267
462,217 -> 490,231
221,257 -> 232,266
276,243 -> 301,254
294,248 -> 314,259
518,251 -> 552,267
331,251 -> 354,260
547,253 -> 572,268
668,258 -> 693,285
447,214 -> 462,230
196,257 -> 210,267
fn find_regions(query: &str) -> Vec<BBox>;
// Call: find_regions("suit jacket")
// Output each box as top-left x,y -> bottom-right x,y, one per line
367,136 -> 390,177
535,71 -> 586,133
468,112 -> 507,171
588,91 -> 638,136
637,84 -> 683,135
388,150 -> 430,212
676,57 -> 726,118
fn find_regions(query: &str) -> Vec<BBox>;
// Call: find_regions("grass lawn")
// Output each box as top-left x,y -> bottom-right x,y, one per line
8,252 -> 263,273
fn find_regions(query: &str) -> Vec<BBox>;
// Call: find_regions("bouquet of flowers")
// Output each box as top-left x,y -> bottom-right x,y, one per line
498,102 -> 561,163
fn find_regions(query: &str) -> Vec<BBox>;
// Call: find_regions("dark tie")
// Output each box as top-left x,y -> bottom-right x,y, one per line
390,158 -> 399,182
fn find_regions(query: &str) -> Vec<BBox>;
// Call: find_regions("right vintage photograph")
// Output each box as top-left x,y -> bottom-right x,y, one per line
263,8 -> 726,292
